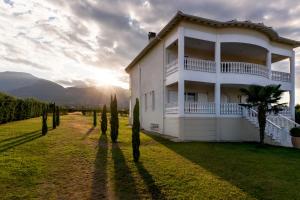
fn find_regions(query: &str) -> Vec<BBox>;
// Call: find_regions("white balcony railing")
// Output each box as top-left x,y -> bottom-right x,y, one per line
221,62 -> 268,77
167,58 -> 291,83
184,102 -> 215,114
165,102 -> 178,114
166,59 -> 178,76
271,71 -> 291,82
221,103 -> 242,115
184,58 -> 216,72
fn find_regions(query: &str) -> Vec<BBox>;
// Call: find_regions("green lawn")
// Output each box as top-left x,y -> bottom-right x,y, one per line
1,114 -> 300,199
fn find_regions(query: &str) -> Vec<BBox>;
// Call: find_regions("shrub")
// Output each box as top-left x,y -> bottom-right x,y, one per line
296,111 -> 300,124
290,127 -> 300,137
0,92 -> 46,124
93,110 -> 97,127
110,94 -> 119,143
42,107 -> 48,135
101,105 -> 107,134
132,98 -> 140,162
52,103 -> 56,129
56,106 -> 60,126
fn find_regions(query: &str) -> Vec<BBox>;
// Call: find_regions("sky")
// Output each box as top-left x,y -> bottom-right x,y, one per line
0,0 -> 300,102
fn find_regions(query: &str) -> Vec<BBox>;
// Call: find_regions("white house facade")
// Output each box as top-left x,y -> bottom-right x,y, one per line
125,12 -> 300,147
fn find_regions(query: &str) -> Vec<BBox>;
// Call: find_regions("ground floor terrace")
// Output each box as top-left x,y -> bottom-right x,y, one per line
165,81 -> 292,117
1,114 -> 300,199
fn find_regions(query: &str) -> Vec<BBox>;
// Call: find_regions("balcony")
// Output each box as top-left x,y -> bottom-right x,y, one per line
166,57 -> 291,83
220,103 -> 242,115
166,59 -> 178,76
166,101 -> 291,117
221,62 -> 268,78
184,58 -> 216,72
271,71 -> 291,82
184,102 -> 215,114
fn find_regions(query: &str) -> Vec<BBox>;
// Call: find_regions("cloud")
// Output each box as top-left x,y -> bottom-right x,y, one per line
56,79 -> 96,88
3,0 -> 14,7
3,57 -> 49,70
0,0 -> 299,100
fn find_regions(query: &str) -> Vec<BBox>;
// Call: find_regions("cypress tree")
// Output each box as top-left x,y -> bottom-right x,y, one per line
110,95 -> 115,142
93,110 -> 97,127
101,105 -> 107,134
132,98 -> 140,162
115,95 -> 119,140
56,106 -> 60,126
42,106 -> 48,135
52,103 -> 56,129
110,94 -> 119,143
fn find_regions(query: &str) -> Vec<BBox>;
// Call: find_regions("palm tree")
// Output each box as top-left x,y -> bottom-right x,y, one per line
240,84 -> 284,145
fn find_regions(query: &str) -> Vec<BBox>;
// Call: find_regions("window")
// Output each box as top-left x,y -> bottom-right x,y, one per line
151,90 -> 155,111
144,93 -> 147,111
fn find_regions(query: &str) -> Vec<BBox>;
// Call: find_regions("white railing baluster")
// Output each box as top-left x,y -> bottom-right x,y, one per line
166,59 -> 178,77
221,61 -> 269,78
184,102 -> 215,114
271,71 -> 291,82
184,58 -> 216,73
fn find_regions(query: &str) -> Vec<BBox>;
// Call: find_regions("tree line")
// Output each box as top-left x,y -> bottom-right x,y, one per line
0,92 -> 47,124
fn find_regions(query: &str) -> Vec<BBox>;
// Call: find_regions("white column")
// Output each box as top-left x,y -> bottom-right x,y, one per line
178,27 -> 185,116
266,50 -> 272,79
215,83 -> 221,116
290,51 -> 296,120
215,39 -> 221,116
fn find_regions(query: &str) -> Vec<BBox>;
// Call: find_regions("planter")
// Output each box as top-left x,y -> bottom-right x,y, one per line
291,137 -> 300,149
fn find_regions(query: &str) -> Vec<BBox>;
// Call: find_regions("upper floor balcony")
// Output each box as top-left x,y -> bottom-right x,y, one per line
166,57 -> 291,83
165,37 -> 294,90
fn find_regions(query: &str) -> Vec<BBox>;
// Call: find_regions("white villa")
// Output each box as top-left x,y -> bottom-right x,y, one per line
125,12 -> 300,147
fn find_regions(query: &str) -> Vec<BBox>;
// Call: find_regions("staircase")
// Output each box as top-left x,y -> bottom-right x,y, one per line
242,107 -> 300,147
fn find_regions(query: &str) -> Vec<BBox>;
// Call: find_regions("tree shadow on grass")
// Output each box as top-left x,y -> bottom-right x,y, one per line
0,130 -> 43,153
91,133 -> 108,200
0,130 -> 41,144
112,143 -> 139,199
136,162 -> 165,200
81,127 -> 95,140
145,132 -> 300,199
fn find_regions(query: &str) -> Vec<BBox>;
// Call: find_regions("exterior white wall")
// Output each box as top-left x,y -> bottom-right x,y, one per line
129,65 -> 140,124
129,40 -> 165,133
164,117 -> 180,138
169,117 -> 259,141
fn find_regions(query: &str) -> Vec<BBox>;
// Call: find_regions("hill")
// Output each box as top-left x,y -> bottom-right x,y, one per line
0,71 -> 129,108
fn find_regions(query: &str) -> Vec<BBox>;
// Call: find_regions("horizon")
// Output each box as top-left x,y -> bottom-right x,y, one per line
0,0 -> 299,102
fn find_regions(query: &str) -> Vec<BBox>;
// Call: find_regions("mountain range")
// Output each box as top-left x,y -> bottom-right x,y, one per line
0,71 -> 129,108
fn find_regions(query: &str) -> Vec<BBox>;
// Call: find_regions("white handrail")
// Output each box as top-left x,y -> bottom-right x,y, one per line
184,58 -> 216,72
221,61 -> 268,77
221,103 -> 242,115
278,114 -> 300,126
165,102 -> 178,114
184,102 -> 215,114
243,108 -> 282,141
166,59 -> 178,76
271,71 -> 291,82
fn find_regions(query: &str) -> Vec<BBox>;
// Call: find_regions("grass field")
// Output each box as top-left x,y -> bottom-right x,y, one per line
1,113 -> 300,199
